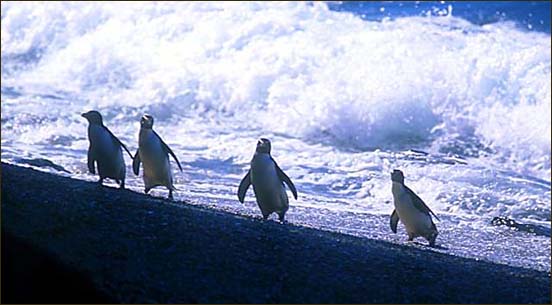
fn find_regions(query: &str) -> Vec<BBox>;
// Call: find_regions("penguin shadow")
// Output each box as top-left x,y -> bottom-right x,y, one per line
94,178 -> 191,204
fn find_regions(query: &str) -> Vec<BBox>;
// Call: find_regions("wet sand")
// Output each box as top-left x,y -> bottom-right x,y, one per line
1,162 -> 550,303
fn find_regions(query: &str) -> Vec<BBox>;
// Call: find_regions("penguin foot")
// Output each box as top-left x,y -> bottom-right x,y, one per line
427,232 -> 438,247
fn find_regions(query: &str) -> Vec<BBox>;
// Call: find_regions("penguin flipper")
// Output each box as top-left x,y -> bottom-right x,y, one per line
132,149 -> 141,175
104,126 -> 134,159
237,170 -> 251,203
273,158 -> 298,200
405,186 -> 440,221
390,209 -> 399,233
155,130 -> 183,172
87,148 -> 96,175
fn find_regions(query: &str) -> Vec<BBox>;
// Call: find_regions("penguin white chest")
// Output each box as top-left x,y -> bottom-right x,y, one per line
392,182 -> 432,235
250,153 -> 288,216
139,130 -> 171,184
251,154 -> 280,189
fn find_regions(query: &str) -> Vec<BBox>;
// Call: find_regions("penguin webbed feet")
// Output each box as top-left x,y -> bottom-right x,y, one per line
258,212 -> 286,223
427,231 -> 438,247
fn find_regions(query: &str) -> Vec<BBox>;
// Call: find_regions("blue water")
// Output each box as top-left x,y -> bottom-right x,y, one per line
1,1 -> 550,272
331,1 -> 551,33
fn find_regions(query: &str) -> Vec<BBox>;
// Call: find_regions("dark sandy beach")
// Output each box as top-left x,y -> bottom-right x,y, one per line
1,162 -> 550,303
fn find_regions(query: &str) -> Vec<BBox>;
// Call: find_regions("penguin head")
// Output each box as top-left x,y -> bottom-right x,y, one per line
391,169 -> 405,184
81,110 -> 103,125
256,138 -> 271,154
140,114 -> 154,129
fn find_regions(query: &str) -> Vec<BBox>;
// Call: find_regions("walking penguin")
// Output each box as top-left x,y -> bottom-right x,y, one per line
238,138 -> 297,222
390,169 -> 439,246
132,114 -> 183,199
82,110 -> 133,188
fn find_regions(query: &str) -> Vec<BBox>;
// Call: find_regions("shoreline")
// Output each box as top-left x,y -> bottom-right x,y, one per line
1,162 -> 550,303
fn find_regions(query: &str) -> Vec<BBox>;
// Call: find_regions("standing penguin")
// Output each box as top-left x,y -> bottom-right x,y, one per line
82,110 -> 133,188
237,138 -> 297,222
390,169 -> 439,246
132,114 -> 182,200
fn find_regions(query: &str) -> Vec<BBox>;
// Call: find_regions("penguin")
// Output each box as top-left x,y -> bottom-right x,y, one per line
390,169 -> 439,246
132,114 -> 182,200
237,138 -> 297,222
82,110 -> 133,188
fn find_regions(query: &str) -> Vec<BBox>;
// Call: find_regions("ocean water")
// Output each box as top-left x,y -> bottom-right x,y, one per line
1,2 -> 550,272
